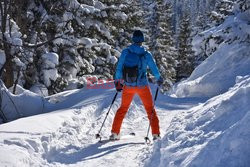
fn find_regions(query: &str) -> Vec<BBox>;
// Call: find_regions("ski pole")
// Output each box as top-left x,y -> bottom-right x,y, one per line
96,91 -> 118,141
144,87 -> 159,143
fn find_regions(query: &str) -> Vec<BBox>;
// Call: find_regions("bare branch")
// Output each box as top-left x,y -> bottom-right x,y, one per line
12,69 -> 20,94
23,34 -> 64,48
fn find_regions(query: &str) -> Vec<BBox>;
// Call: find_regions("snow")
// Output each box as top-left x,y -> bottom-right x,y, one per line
145,8 -> 250,167
114,11 -> 128,21
0,83 -> 181,167
5,63 -> 247,167
12,37 -> 23,46
41,52 -> 59,68
0,50 -> 6,69
147,76 -> 250,167
8,84 -> 26,95
78,37 -> 98,49
41,52 -> 59,87
1,2 -> 250,167
30,83 -> 48,97
108,55 -> 118,65
0,81 -> 44,121
83,19 -> 111,39
172,12 -> 250,98
94,1 -> 106,10
65,79 -> 82,90
1,34 -> 250,166
1,71 -> 250,167
13,57 -> 26,68
42,69 -> 59,87
172,42 -> 250,98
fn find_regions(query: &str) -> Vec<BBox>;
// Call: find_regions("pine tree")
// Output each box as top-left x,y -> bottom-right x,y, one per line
237,0 -> 250,11
0,0 -> 146,94
147,0 -> 177,91
209,0 -> 235,25
194,13 -> 209,34
0,0 -> 25,89
99,0 -> 144,77
10,0 -> 145,93
176,13 -> 194,81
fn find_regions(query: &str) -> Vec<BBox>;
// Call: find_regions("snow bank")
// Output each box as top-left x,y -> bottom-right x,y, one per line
0,84 -> 122,167
0,81 -> 44,121
147,9 -> 250,167
147,75 -> 250,167
30,83 -> 48,97
8,84 -> 26,95
171,12 -> 250,98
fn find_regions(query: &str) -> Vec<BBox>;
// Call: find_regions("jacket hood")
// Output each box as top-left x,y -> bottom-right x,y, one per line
128,44 -> 146,55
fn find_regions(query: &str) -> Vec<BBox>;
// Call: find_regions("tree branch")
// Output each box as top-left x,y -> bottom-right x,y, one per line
23,34 -> 64,48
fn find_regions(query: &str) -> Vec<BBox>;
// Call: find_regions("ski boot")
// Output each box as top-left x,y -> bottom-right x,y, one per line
152,134 -> 161,141
109,133 -> 120,141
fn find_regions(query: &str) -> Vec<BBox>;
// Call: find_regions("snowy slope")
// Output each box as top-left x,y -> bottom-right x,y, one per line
1,70 -> 250,166
146,9 -> 250,167
172,10 -> 250,98
146,76 -> 250,167
0,81 -> 45,122
1,79 -> 249,167
0,85 -> 190,167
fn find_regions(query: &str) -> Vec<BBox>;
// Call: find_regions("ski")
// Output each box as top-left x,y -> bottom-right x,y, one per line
97,132 -> 136,143
96,132 -> 160,145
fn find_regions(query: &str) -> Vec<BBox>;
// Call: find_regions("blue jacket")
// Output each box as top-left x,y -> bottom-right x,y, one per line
115,44 -> 161,86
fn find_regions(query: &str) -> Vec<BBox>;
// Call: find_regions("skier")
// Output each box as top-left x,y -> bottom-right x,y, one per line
110,30 -> 163,140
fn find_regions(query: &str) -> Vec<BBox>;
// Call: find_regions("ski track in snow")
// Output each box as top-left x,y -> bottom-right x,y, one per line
0,87 -> 200,167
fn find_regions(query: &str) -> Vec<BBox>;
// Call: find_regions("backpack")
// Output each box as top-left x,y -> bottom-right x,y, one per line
122,49 -> 146,84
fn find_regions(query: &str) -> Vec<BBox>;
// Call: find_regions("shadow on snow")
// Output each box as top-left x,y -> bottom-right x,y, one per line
45,141 -> 144,164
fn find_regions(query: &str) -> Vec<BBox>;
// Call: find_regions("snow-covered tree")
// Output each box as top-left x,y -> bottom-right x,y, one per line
193,0 -> 250,71
3,0 -> 246,95
209,0 -> 235,26
193,12 -> 209,35
176,13 -> 194,81
0,0 -> 145,94
0,0 -> 25,90
146,0 -> 177,91
97,0 -> 144,77
237,0 -> 250,11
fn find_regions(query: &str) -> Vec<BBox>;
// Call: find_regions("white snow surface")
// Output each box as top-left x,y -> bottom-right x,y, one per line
1,74 -> 249,167
42,53 -> 59,68
0,84 -> 181,167
30,83 -> 49,97
147,76 -> 250,167
41,52 -> 59,87
0,81 -> 44,121
0,74 -> 250,167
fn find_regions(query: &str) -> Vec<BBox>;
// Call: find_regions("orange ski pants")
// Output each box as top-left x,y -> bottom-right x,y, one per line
111,85 -> 160,135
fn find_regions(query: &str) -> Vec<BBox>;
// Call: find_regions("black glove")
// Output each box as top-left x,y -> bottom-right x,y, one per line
157,77 -> 163,86
114,80 -> 124,92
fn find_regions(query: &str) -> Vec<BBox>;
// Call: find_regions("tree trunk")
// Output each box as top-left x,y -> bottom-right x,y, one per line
0,0 -> 14,88
3,58 -> 14,88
